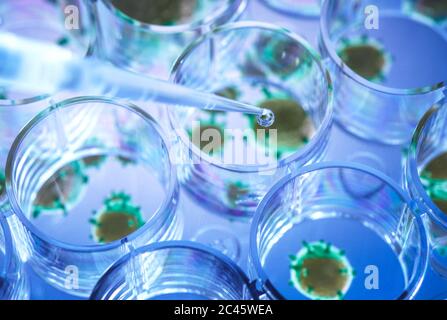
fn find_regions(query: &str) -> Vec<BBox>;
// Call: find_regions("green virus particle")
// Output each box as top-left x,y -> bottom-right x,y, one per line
189,123 -> 225,157
110,0 -> 200,26
90,192 -> 145,244
256,35 -> 313,78
32,161 -> 88,218
226,181 -> 249,208
421,152 -> 447,215
0,170 -> 5,198
251,98 -> 315,158
409,0 -> 447,23
337,36 -> 392,83
289,240 -> 355,300
421,151 -> 447,257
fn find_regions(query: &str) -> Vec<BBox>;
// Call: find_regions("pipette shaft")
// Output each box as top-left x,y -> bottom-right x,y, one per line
0,32 -> 274,126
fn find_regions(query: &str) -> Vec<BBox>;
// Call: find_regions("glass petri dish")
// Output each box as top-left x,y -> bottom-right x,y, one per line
250,162 -> 428,300
403,0 -> 447,29
4,97 -> 183,297
261,0 -> 322,17
405,97 -> 447,277
95,0 -> 247,80
319,0 -> 447,145
0,214 -> 28,300
169,21 -> 333,219
90,241 -> 258,300
0,0 -> 95,203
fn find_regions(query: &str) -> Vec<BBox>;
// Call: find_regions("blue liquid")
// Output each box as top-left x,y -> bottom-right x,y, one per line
28,153 -> 167,245
337,13 -> 447,88
263,218 -> 406,300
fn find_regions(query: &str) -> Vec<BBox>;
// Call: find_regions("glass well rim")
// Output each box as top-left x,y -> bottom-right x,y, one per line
5,96 -> 179,253
407,97 -> 447,229
169,20 -> 334,174
90,240 -> 258,300
99,0 -> 247,34
249,161 -> 429,300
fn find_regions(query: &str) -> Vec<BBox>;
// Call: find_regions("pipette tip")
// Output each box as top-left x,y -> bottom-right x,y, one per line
256,109 -> 275,127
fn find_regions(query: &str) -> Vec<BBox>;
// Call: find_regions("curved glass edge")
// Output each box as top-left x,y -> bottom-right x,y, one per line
260,0 -> 321,18
319,0 -> 447,96
5,96 -> 180,253
98,0 -> 248,34
407,98 -> 447,230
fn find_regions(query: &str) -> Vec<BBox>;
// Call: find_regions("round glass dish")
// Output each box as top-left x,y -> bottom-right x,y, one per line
91,241 -> 258,300
319,0 -> 447,145
169,21 -> 333,219
95,0 -> 247,80
4,97 -> 183,297
404,97 -> 447,277
250,162 -> 428,300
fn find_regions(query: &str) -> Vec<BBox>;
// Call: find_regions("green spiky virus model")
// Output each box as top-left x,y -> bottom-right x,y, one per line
252,98 -> 314,159
289,240 -> 355,300
90,192 -> 145,244
32,162 -> 88,218
338,36 -> 392,83
0,88 -> 7,100
111,0 -> 200,25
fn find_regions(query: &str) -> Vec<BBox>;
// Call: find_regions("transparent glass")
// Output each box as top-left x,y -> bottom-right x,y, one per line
0,0 -> 95,203
91,241 -> 258,300
169,21 -> 333,219
0,214 -> 28,300
57,0 -> 97,53
94,0 -> 247,80
261,0 -> 321,17
4,97 -> 183,297
403,0 -> 447,29
319,0 -> 447,145
405,98 -> 447,277
250,163 -> 428,300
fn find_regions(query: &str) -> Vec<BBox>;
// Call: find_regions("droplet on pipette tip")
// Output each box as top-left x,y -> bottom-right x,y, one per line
257,109 -> 275,127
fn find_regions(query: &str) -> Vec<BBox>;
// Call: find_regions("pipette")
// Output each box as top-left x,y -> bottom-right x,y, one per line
0,32 -> 274,127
